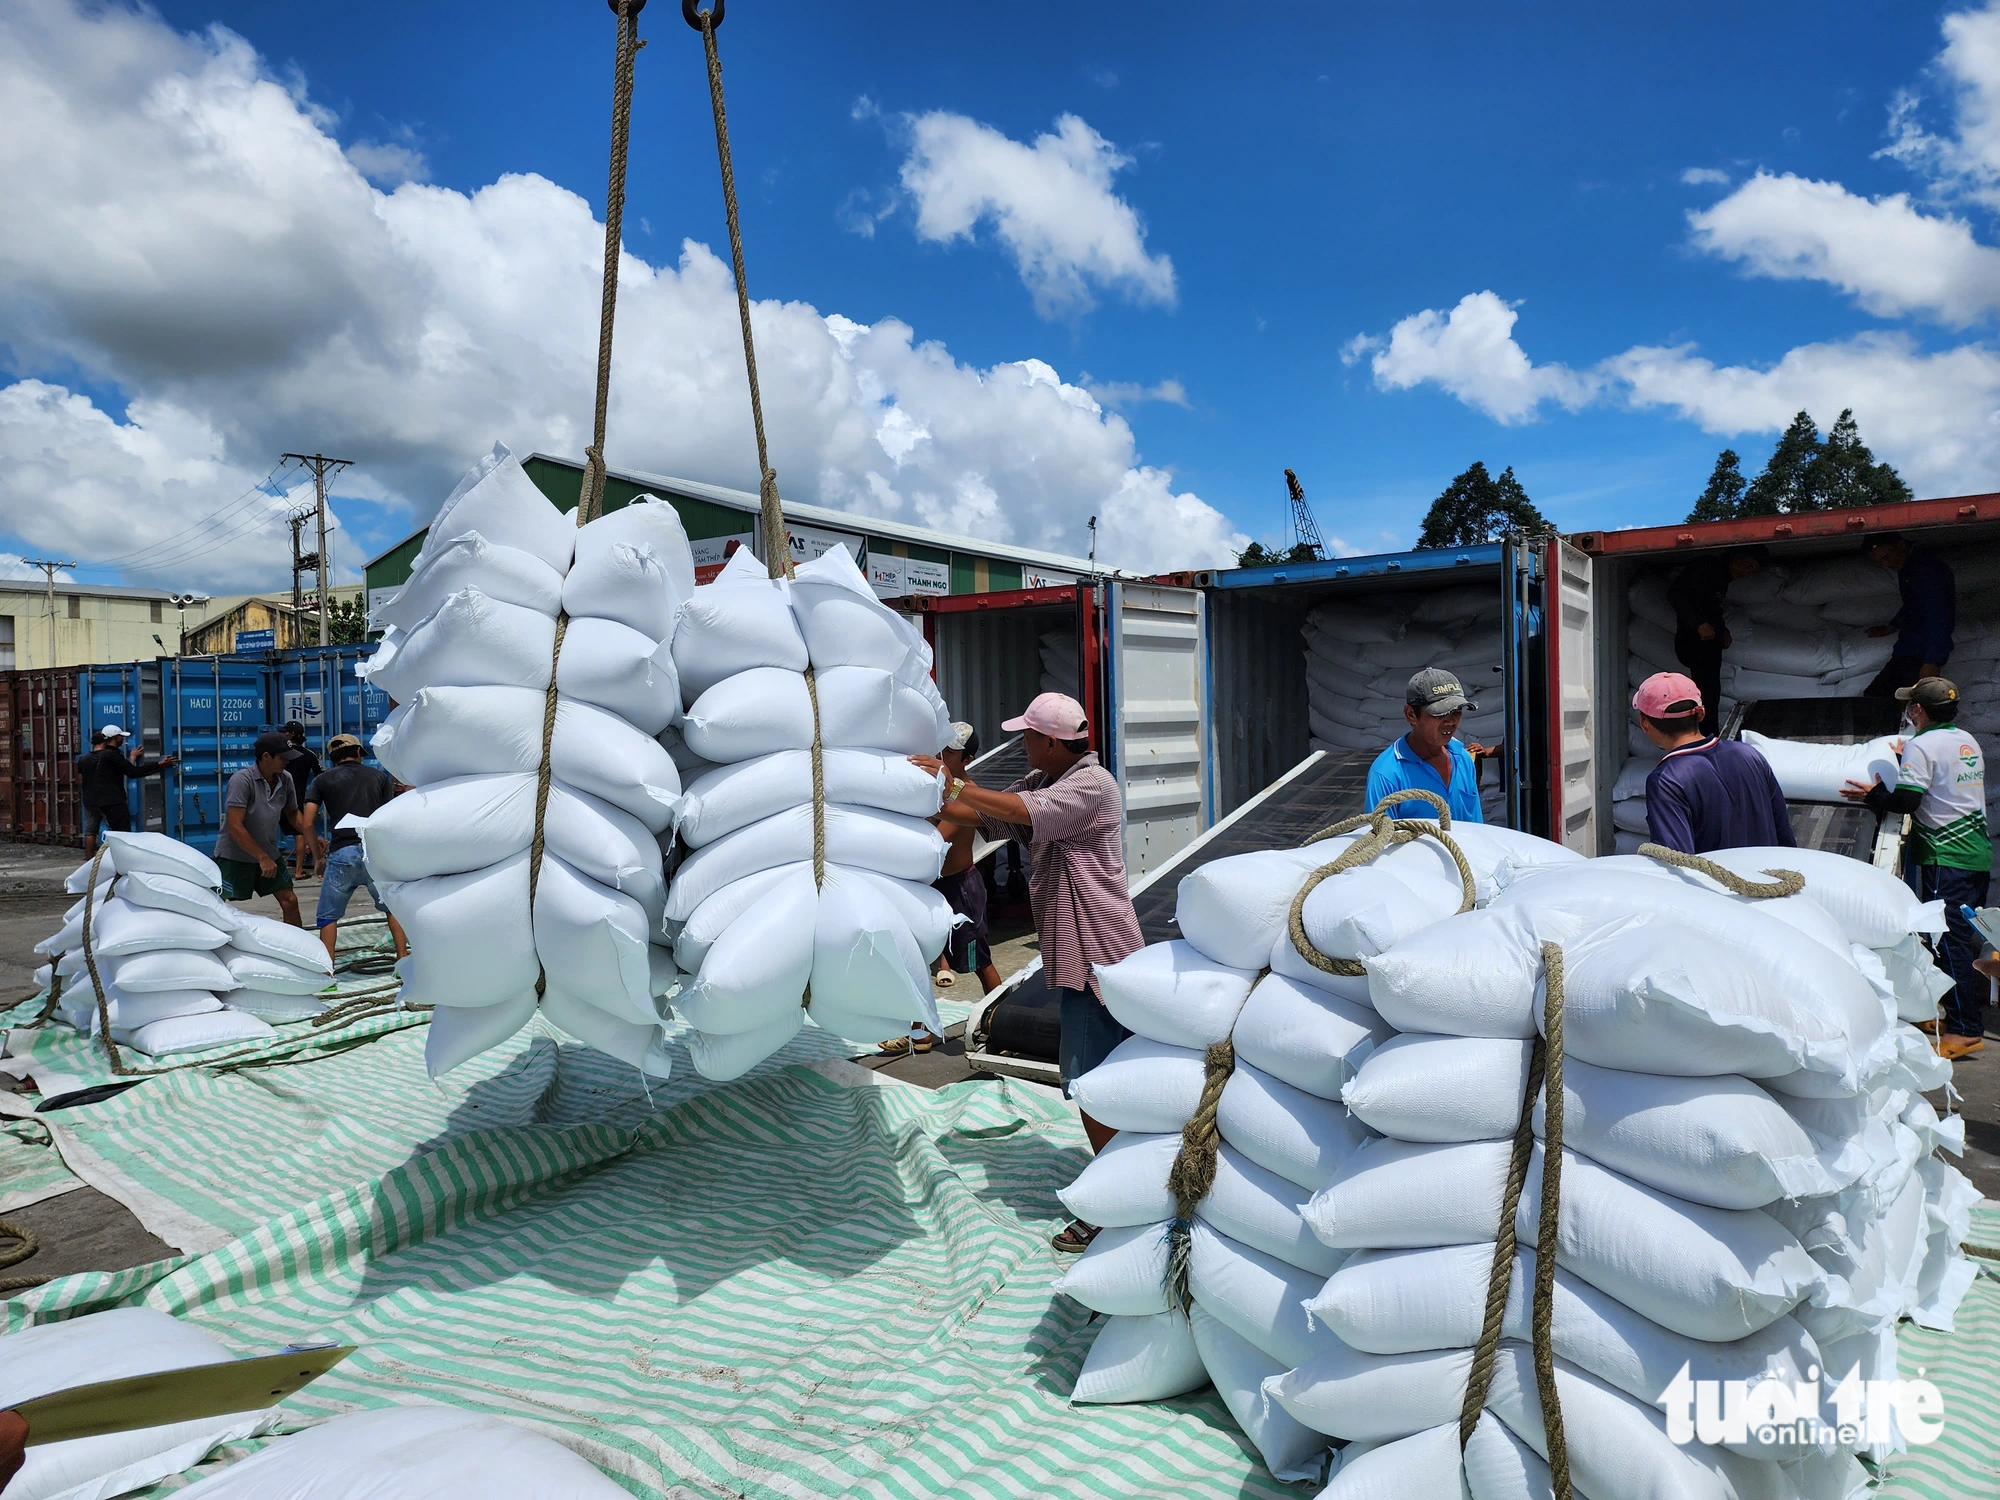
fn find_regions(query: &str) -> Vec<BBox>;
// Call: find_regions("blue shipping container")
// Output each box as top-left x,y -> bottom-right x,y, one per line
79,644 -> 383,854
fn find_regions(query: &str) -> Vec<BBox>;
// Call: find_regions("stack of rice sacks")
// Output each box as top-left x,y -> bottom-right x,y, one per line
360,443 -> 693,1078
664,543 -> 956,1080
1301,849 -> 1971,1496
1302,585 -> 1507,822
1048,814 -> 1584,1484
32,831 -> 334,1055
1615,543 -> 2000,872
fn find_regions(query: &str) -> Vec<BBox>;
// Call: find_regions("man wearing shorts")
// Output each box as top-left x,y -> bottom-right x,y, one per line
302,735 -> 409,965
213,731 -> 316,926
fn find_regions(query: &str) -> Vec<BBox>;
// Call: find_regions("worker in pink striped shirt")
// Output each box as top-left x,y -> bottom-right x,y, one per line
915,691 -> 1143,1253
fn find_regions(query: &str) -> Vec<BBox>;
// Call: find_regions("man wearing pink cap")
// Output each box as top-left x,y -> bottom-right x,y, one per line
915,690 -> 1142,1252
1634,671 -> 1794,854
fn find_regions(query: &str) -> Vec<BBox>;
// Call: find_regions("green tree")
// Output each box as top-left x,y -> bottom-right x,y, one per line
1234,540 -> 1322,567
1686,409 -> 1911,521
1415,462 -> 1550,548
1689,449 -> 1746,523
326,596 -> 369,645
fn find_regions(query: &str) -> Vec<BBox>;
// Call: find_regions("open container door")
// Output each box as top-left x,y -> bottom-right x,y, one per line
1106,580 -> 1207,885
1546,536 -> 1597,853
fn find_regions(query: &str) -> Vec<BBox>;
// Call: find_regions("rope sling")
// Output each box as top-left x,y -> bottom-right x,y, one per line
686,0 -> 827,1003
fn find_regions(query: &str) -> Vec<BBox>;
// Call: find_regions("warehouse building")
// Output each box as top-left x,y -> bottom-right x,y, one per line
0,579 -> 181,670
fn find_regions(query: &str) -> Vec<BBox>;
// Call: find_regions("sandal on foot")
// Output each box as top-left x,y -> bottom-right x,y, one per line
876,1034 -> 939,1058
934,970 -> 956,987
1051,1220 -> 1100,1254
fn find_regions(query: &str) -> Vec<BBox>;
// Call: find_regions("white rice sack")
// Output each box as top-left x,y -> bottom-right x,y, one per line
1306,604 -> 1405,646
1174,845 -> 1336,969
682,665 -> 948,762
1696,846 -> 1945,948
1297,854 -> 1467,965
1739,730 -> 1901,802
1070,1311 -> 1207,1405
1266,1339 -> 1468,1444
563,495 -> 696,640
1070,1036 -> 1210,1133
1189,1221 -> 1339,1370
1628,574 -> 1677,630
225,990 -> 328,1023
531,855 -> 659,1028
1779,556 -> 1900,607
361,589 -> 555,703
1315,1422 -> 1463,1500
415,440 -> 577,576
125,1009 -> 275,1056
426,991 -> 540,1077
219,947 -> 331,995
1197,1143 -> 1343,1275
539,986 -> 675,1077
675,748 -> 942,847
1231,971 -> 1394,1100
1729,667 -> 1841,700
1360,906 -> 1547,1040
1093,941 -> 1258,1050
373,530 -> 563,633
553,616 -> 682,735
684,1010 -> 805,1083
1051,1220 -> 1172,1316
1059,1131 -> 1181,1228
803,865 -> 940,1040
671,550 -> 809,700
1343,1035 -> 1533,1143
1629,616 -> 1678,670
0,1309 -> 277,1500
37,898 -> 230,959
96,986 -> 222,1034
66,872 -> 235,933
1727,622 -> 1844,677
1878,934 -> 1956,1024
372,686 -> 681,834
169,1404 -> 632,1499
110,947 -> 238,994
1217,1059 -> 1375,1191
789,543 -> 932,675
664,803 -> 944,923
225,911 -> 335,974
65,831 -> 221,892
1306,1136 -> 1515,1250
1611,754 -> 1658,801
383,854 -> 539,1011
1189,1304 -> 1332,1484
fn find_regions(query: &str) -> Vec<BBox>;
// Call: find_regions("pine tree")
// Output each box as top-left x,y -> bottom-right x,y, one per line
1813,409 -> 1914,509
1415,462 -> 1551,548
1741,411 -> 1822,515
1234,540 -> 1324,567
1688,450 -> 1747,523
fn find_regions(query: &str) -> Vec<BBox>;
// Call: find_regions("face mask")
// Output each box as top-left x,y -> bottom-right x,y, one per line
1900,714 -> 1920,736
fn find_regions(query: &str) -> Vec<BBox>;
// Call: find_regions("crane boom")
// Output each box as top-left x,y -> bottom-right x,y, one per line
1284,468 -> 1327,559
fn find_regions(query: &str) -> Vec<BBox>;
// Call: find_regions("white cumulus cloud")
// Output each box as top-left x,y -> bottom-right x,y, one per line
0,0 -> 1242,586
897,111 -> 1177,318
1364,292 -> 1598,424
1879,0 -> 2000,208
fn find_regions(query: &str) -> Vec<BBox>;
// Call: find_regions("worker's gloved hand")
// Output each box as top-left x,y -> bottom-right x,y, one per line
0,1407 -> 28,1489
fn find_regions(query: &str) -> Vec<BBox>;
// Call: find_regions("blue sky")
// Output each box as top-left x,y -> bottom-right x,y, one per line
3,0 -> 1997,587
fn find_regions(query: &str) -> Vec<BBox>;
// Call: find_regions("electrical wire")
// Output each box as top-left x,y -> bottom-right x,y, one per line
96,459 -> 303,568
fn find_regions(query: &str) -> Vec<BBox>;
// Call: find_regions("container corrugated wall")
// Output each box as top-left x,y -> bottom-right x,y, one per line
1205,589 -> 1313,820
930,604 -> 1076,756
2,669 -> 85,843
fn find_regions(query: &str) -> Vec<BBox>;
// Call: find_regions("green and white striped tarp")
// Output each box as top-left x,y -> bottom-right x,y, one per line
8,1069 -> 1295,1499
0,1112 -> 79,1213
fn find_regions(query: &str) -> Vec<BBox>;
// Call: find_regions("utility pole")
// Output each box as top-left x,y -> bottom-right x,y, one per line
22,559 -> 75,670
281,453 -> 352,646
288,508 -> 317,619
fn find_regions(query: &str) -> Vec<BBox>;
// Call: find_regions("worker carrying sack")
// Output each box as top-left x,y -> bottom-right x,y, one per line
357,443 -> 696,1080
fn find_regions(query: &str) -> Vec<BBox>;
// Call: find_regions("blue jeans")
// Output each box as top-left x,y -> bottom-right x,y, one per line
1058,985 -> 1131,1100
315,845 -> 387,929
1920,864 -> 1990,1038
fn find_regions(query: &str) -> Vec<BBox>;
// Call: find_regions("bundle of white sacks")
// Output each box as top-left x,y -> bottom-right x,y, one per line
1302,587 -> 1507,823
30,832 -> 333,1056
664,543 -> 955,1079
361,443 -> 694,1078
1054,822 -> 1975,1499
1616,544 -> 2000,868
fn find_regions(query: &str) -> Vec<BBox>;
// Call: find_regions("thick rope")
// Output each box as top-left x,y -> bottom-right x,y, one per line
0,1220 -> 48,1296
579,0 -> 644,524
1286,790 -> 1477,977
75,846 -> 128,1077
1637,843 -> 1803,899
1162,1033 -> 1242,1312
1455,942 -> 1571,1500
799,665 -> 827,1011
691,5 -> 791,580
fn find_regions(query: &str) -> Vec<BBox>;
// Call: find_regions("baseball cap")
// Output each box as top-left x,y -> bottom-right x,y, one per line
1895,676 -> 1959,709
944,721 -> 976,753
253,730 -> 293,759
326,733 -> 364,754
1002,692 -> 1089,738
99,723 -> 127,739
1632,671 -> 1705,719
1405,668 -> 1474,717
283,720 -> 306,736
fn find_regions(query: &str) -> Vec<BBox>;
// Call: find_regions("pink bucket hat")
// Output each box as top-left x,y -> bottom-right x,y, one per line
1632,671 -> 1704,719
1002,691 -> 1089,738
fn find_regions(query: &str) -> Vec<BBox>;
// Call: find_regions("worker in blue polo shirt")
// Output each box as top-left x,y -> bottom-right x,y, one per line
1366,668 -> 1492,822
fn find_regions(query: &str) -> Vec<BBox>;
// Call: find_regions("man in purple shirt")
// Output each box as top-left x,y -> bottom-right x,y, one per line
915,691 -> 1143,1253
1634,672 -> 1796,855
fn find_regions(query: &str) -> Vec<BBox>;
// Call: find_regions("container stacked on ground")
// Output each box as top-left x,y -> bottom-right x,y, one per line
360,443 -> 693,1077
664,544 -> 956,1078
32,831 -> 333,1055
1053,813 -> 1976,1498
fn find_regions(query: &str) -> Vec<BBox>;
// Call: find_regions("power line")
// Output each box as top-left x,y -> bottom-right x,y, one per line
95,459 -> 301,567
109,503 -> 304,577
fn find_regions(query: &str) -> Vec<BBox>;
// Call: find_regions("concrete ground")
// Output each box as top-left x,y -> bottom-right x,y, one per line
4,838 -> 1996,1288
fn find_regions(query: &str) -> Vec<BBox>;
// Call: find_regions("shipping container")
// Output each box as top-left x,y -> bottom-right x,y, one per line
1187,534 -> 1594,847
1,668 -> 85,843
908,580 -> 1208,885
1571,491 -> 2000,863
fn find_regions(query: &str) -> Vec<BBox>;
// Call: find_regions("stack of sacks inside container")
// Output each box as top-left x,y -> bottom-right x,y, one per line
1302,586 -> 1507,822
31,832 -> 333,1056
1614,543 -> 2000,862
1039,625 -> 1082,701
1049,801 -> 1583,1484
360,443 -> 693,1078
665,544 -> 955,1080
1279,845 -> 1976,1497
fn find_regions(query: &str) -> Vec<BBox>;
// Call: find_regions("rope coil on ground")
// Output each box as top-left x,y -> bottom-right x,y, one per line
0,1220 -> 48,1296
1637,842 -> 1804,899
1286,789 -> 1477,977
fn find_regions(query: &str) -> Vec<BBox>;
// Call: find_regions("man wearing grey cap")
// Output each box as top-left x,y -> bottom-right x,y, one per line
1364,668 -> 1495,823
